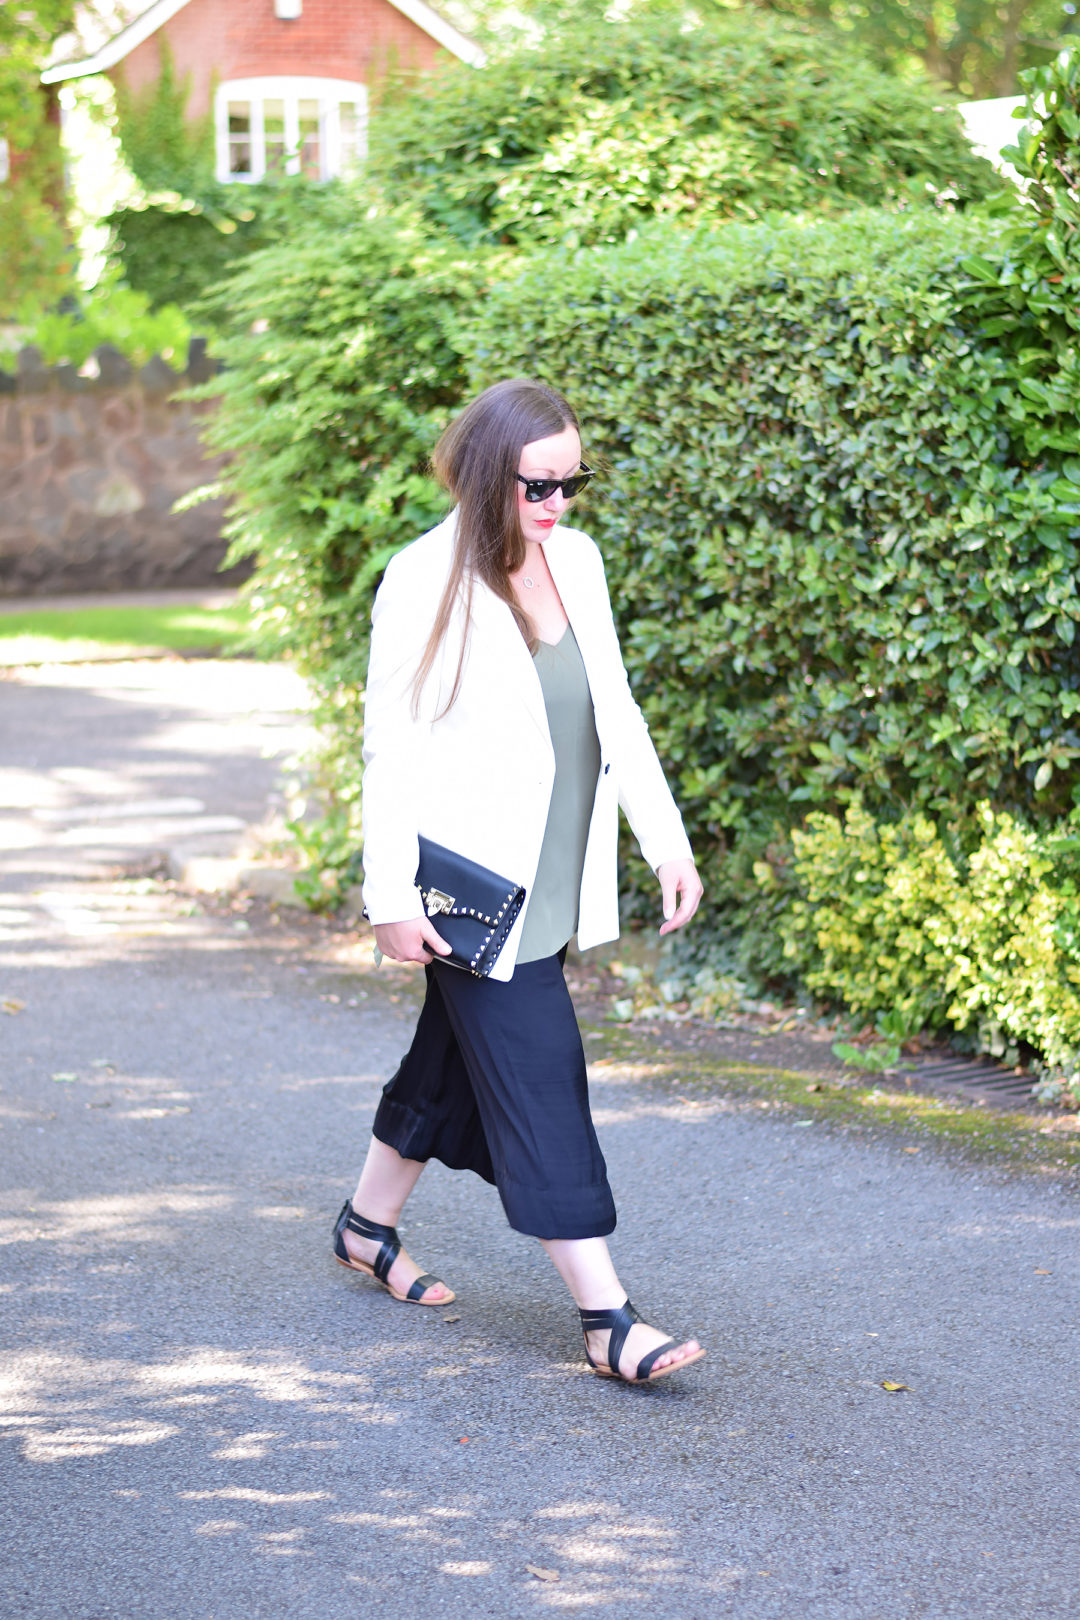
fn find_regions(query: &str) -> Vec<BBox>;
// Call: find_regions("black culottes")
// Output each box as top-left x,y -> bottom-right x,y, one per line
371,950 -> 616,1240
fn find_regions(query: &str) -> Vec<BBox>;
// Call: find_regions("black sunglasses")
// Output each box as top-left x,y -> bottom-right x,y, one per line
515,463 -> 595,503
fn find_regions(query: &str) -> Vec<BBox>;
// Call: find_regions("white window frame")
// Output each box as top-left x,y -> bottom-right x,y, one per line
214,77 -> 367,184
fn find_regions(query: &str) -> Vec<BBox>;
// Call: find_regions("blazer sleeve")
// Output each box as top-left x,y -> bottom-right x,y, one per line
585,543 -> 694,872
360,552 -> 433,924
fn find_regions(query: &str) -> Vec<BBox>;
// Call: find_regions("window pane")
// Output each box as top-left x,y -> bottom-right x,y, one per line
264,97 -> 287,174
339,101 -> 361,175
298,98 -> 320,177
227,101 -> 252,174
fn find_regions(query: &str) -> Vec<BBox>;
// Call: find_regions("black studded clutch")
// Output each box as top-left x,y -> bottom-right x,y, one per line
415,836 -> 526,977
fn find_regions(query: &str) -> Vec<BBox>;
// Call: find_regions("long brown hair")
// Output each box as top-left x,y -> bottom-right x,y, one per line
413,378 -> 580,716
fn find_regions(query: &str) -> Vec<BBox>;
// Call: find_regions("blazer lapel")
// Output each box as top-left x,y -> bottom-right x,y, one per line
470,578 -> 551,747
543,528 -> 605,706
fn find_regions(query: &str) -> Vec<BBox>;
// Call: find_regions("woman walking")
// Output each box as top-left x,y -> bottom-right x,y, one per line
333,378 -> 705,1385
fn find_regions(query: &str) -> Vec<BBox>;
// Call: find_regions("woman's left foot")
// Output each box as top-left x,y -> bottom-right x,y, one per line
332,1200 -> 455,1305
579,1299 -> 704,1384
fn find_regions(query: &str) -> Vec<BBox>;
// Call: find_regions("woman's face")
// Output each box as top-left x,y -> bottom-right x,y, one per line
516,423 -> 584,545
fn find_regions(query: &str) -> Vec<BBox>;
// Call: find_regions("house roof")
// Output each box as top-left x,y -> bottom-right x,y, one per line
41,0 -> 484,83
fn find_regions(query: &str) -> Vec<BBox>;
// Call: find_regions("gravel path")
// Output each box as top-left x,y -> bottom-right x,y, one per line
0,659 -> 1076,1619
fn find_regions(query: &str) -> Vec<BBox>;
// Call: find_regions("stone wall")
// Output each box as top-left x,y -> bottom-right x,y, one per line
0,340 -> 249,598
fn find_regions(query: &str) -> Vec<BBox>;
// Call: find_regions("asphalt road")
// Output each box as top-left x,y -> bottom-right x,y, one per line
0,658 -> 1077,1620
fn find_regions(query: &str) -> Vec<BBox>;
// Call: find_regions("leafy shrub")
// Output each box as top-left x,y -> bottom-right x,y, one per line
202,27 -> 1080,1066
779,801 -> 1080,1066
371,3 -> 995,248
193,200 -> 492,871
0,279 -> 191,371
0,2 -> 73,317
105,197 -> 267,315
198,201 -> 486,665
103,37 -> 351,315
103,33 -> 247,313
955,45 -> 1080,464
0,157 -> 72,321
112,36 -> 216,203
104,179 -> 349,317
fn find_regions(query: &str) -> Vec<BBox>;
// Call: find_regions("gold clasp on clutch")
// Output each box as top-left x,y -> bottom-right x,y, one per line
425,888 -> 455,917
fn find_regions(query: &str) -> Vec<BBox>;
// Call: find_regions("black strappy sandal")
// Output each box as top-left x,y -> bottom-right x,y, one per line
332,1199 -> 455,1306
579,1299 -> 705,1385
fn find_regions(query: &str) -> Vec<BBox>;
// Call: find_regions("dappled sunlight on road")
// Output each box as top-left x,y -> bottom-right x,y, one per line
335,1493 -> 748,1605
0,1342 -> 403,1472
0,1329 -> 754,1602
8,657 -> 309,711
0,1187 -> 231,1250
0,878 -> 265,959
3,659 -> 1078,1614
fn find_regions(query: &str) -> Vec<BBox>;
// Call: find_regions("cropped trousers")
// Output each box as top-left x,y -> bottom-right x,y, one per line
371,950 -> 616,1240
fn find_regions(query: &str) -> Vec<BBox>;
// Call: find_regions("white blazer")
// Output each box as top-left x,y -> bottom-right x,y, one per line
360,511 -> 693,980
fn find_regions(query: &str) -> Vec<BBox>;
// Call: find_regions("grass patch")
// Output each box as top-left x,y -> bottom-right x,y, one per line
0,600 -> 253,664
586,1024 -> 1080,1177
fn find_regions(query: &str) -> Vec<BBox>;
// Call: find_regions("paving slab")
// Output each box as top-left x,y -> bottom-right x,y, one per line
0,660 -> 1077,1619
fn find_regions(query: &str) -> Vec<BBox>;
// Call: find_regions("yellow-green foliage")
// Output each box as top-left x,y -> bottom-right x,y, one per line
933,811 -> 1080,1067
781,803 -> 1080,1062
780,804 -> 958,1036
0,3 -> 73,317
0,281 -> 191,372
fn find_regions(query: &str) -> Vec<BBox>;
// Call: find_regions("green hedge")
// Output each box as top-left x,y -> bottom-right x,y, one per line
0,1 -> 73,318
464,210 -> 1079,849
201,45 -> 1080,1064
196,203 -> 481,671
372,4 -> 995,247
210,202 -> 1080,911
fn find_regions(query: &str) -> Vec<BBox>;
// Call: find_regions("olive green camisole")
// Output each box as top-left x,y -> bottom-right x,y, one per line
515,625 -> 602,965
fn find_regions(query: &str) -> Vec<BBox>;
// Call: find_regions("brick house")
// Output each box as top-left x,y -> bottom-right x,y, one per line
42,0 -> 481,183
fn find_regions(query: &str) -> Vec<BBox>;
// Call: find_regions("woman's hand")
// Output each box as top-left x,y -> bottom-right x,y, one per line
656,859 -> 703,936
373,916 -> 452,965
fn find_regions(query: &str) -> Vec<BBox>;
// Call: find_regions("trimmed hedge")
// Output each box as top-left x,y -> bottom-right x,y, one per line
209,204 -> 1080,911
197,204 -> 481,674
464,211 -> 1080,857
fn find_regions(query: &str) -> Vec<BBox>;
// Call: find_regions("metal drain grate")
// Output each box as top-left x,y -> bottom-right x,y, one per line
907,1054 -> 1036,1111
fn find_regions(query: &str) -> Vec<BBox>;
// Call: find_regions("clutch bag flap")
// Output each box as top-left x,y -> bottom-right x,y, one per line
415,836 -> 526,977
